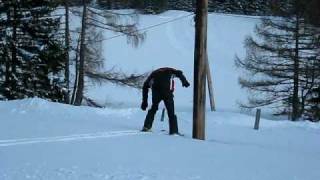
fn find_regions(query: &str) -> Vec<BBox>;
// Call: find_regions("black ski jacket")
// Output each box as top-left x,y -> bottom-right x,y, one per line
142,67 -> 190,102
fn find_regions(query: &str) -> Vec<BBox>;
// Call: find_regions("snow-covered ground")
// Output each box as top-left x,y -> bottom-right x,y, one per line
0,98 -> 319,180
1,11 -> 319,180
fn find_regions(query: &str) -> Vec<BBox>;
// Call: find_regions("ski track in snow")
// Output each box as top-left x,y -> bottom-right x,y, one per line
0,130 -> 147,147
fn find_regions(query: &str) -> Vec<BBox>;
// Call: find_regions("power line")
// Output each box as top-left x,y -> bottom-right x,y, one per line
90,12 -> 265,43
91,13 -> 194,42
87,11 -> 285,43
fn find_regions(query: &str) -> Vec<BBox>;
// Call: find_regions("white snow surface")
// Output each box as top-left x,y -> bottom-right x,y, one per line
0,98 -> 319,180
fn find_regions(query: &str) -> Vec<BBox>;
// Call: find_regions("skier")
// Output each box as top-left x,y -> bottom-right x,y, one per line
140,67 -> 190,135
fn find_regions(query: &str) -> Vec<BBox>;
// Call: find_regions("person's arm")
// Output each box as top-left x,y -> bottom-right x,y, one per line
142,74 -> 153,102
141,73 -> 153,110
173,69 -> 190,87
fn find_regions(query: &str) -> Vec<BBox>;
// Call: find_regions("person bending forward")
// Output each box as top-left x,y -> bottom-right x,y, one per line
141,67 -> 190,135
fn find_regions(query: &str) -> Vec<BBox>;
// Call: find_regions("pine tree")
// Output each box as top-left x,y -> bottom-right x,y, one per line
0,0 -> 66,101
235,0 -> 319,120
0,0 -> 23,99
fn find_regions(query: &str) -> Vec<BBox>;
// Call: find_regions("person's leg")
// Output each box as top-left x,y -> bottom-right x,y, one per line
142,92 -> 161,130
163,95 -> 178,134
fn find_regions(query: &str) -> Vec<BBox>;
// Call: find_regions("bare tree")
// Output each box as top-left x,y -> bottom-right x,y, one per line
73,1 -> 88,106
86,70 -> 147,89
72,0 -> 145,105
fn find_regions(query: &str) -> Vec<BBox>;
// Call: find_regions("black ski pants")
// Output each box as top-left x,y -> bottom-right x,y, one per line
143,91 -> 178,134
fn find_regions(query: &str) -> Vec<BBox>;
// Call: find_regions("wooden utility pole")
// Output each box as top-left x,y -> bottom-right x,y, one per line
206,50 -> 216,111
193,0 -> 208,140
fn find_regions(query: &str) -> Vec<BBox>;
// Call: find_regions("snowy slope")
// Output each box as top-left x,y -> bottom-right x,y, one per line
1,98 -> 319,180
79,11 -> 259,112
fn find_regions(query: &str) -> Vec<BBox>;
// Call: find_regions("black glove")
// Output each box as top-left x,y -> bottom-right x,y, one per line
141,101 -> 148,111
183,81 -> 190,88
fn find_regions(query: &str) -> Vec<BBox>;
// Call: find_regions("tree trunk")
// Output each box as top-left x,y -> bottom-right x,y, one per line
71,34 -> 82,105
292,16 -> 300,121
74,1 -> 87,106
64,0 -> 70,104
